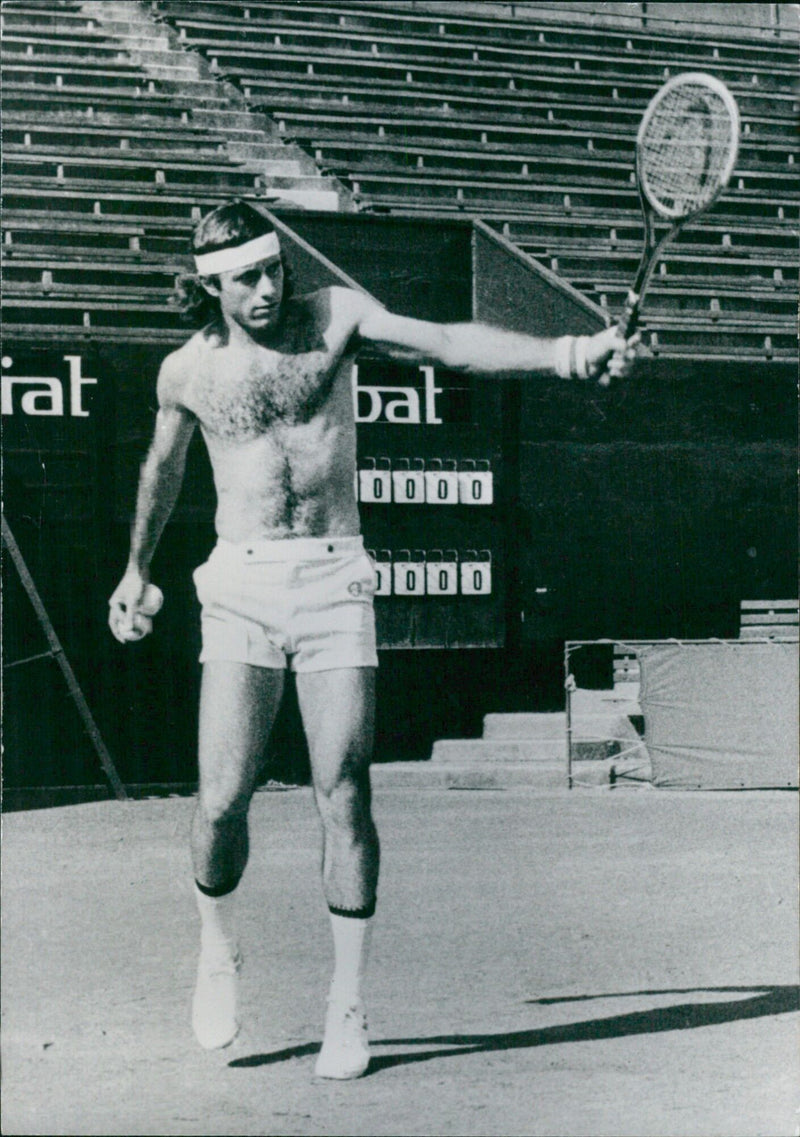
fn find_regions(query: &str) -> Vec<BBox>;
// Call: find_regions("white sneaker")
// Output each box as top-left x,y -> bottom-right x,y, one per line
191,945 -> 241,1050
314,997 -> 370,1079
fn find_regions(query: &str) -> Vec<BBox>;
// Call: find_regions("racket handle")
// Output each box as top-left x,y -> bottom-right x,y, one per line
596,291 -> 640,388
620,291 -> 640,339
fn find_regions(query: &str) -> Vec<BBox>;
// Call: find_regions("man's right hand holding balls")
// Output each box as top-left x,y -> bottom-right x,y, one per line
109,573 -> 163,643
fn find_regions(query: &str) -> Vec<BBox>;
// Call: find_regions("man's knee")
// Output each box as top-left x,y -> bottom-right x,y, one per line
198,781 -> 253,826
315,768 -> 371,830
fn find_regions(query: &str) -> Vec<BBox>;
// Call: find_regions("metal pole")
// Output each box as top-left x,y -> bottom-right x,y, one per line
2,514 -> 128,801
565,643 -> 575,789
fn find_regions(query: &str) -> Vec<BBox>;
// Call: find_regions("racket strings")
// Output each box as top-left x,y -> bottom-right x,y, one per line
639,84 -> 735,216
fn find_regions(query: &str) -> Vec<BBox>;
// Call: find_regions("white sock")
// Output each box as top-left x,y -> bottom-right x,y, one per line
194,885 -> 239,957
328,913 -> 372,1005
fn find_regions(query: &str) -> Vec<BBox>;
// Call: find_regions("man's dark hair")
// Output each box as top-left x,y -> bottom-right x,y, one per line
172,199 -> 292,331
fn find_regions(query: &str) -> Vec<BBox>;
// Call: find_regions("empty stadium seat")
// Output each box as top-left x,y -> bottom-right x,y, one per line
140,0 -> 799,361
1,0 -> 796,363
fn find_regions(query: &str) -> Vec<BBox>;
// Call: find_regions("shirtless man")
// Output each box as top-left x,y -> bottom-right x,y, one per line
108,199 -> 637,1078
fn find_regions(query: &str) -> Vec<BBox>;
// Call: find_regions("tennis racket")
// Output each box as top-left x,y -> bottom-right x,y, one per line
599,72 -> 740,383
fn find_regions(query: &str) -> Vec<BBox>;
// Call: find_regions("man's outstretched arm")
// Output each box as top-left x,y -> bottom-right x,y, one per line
347,291 -> 638,383
109,359 -> 196,643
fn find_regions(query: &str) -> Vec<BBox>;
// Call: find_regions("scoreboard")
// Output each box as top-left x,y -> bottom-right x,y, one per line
352,353 -> 504,648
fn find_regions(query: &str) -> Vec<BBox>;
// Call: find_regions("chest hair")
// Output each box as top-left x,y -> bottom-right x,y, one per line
190,345 -> 340,440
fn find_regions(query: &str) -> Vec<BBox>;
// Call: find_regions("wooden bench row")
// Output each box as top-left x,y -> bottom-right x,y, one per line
194,45 -> 798,106
166,24 -> 797,94
3,55 -> 794,132
4,132 -> 231,162
3,138 -> 303,174
2,122 -> 237,158
1,82 -> 197,122
367,194 -> 798,237
242,71 -> 797,129
3,257 -> 794,330
331,167 -> 798,212
5,73 -> 794,155
4,161 -> 793,231
525,241 -> 800,287
7,169 -> 790,237
5,210 -> 796,273
153,0 -> 799,68
298,136 -> 796,187
277,116 -> 800,168
501,212 -> 800,243
1,56 -> 150,86
515,241 -> 799,277
1,257 -> 792,325
2,289 -> 794,360
1,1 -> 87,24
5,243 -> 790,294
0,187 -> 277,222
1,295 -> 185,329
2,33 -> 127,61
275,104 -> 798,154
7,2 -> 796,91
3,265 -> 179,292
0,60 -> 232,107
1,43 -> 200,85
2,156 -> 265,192
565,280 -> 797,320
4,213 -> 795,280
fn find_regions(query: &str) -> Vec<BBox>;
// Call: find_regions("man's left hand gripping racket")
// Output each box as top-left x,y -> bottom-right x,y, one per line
599,72 -> 740,384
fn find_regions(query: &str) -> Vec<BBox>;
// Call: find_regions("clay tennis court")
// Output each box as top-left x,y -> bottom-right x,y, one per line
3,783 -> 797,1136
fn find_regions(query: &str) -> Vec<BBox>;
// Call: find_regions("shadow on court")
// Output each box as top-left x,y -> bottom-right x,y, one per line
230,985 -> 799,1073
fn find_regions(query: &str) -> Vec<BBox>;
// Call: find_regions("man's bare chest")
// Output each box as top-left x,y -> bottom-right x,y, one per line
186,347 -> 342,439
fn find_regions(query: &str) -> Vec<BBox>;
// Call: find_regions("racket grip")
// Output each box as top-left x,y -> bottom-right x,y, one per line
620,291 -> 640,339
596,292 -> 640,388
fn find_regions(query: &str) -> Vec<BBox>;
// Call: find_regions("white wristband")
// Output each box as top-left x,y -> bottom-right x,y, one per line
573,335 -> 591,381
554,336 -> 573,380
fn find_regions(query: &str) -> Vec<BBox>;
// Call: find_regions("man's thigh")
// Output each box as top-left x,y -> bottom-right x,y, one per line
198,661 -> 285,801
295,667 -> 376,792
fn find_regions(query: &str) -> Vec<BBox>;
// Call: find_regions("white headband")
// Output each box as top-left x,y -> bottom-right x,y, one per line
194,231 -> 281,276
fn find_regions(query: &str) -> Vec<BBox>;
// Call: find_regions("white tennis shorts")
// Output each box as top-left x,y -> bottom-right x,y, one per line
193,535 -> 378,672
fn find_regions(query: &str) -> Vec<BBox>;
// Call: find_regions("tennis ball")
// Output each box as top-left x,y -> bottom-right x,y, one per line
140,583 -> 163,617
122,584 -> 163,641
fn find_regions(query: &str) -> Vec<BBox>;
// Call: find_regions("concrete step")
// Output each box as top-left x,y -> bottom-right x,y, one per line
371,758 -> 645,790
146,79 -> 237,100
432,738 -> 565,763
371,754 -> 651,790
226,142 -> 320,169
193,108 -> 285,140
122,56 -> 200,76
191,122 -> 276,144
77,0 -> 355,214
371,761 -> 571,790
101,35 -> 173,53
483,712 -> 566,740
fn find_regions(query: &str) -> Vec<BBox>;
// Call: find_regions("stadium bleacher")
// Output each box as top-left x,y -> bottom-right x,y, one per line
147,0 -> 797,361
1,0 -> 797,359
0,0 -> 350,340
